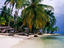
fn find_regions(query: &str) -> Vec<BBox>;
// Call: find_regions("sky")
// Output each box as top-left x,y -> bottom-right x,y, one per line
0,0 -> 64,34
42,0 -> 64,34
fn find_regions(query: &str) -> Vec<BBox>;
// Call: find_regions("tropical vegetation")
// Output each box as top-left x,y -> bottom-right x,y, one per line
0,0 -> 58,34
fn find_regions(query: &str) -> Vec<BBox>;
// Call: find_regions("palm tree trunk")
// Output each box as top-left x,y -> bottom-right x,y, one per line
14,9 -> 19,32
8,4 -> 13,27
8,5 -> 11,27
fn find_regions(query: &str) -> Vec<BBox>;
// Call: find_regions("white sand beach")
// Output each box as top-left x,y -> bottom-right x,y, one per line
0,34 -> 64,48
0,35 -> 23,48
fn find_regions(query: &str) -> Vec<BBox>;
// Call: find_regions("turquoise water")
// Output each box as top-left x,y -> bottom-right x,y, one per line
40,35 -> 64,48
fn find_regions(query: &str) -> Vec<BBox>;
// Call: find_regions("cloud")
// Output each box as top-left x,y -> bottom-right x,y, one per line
42,0 -> 64,16
41,0 -> 64,34
0,0 -> 5,8
0,0 -> 64,17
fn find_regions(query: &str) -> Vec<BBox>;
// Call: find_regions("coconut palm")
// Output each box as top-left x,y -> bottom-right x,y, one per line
44,10 -> 58,34
4,0 -> 28,29
22,0 -> 53,33
13,16 -> 23,32
0,6 -> 13,26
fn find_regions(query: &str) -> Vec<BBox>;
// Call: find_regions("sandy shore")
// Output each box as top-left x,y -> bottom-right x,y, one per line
0,33 -> 60,48
0,35 -> 23,48
0,33 -> 36,48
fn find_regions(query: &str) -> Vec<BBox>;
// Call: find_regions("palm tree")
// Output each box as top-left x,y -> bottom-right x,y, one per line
0,6 -> 13,26
13,15 -> 23,32
44,10 -> 58,34
22,0 -> 53,33
4,0 -> 28,29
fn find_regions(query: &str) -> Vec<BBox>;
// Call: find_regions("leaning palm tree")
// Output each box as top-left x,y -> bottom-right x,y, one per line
22,0 -> 53,33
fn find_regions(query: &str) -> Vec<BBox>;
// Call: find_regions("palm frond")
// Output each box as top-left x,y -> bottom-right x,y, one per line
38,4 -> 54,10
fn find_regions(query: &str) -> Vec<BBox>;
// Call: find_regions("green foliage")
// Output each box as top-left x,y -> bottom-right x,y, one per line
22,0 -> 53,29
12,16 -> 23,31
2,0 -> 58,33
0,16 -> 6,25
0,6 -> 14,26
5,0 -> 29,9
43,10 -> 58,34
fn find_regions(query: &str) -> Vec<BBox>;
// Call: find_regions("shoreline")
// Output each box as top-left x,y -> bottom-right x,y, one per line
0,33 -> 60,39
0,33 -> 63,48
